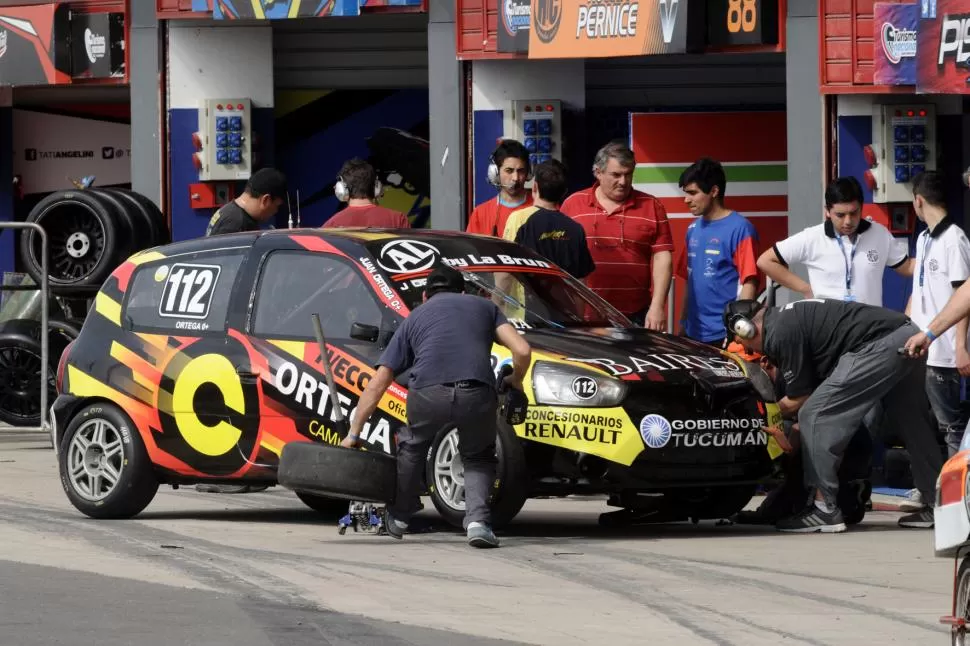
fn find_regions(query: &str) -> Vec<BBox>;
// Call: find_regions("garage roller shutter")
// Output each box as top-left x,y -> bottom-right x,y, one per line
273,14 -> 429,90
586,52 -> 786,108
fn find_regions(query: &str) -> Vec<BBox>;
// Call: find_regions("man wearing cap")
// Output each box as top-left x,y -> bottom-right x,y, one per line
727,297 -> 942,532
340,264 -> 532,548
206,167 -> 288,236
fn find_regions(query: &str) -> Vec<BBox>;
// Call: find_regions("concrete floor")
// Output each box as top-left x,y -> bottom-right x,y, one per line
0,432 -> 955,645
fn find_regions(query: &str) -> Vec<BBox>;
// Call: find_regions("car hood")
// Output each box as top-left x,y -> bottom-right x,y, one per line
520,327 -> 749,386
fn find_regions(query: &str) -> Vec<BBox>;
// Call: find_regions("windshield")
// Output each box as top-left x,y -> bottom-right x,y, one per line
364,236 -> 634,329
393,268 -> 631,330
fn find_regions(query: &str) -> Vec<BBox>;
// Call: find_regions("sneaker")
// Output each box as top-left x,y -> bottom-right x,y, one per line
466,522 -> 500,548
381,509 -> 407,540
898,507 -> 934,528
898,489 -> 924,512
776,504 -> 847,533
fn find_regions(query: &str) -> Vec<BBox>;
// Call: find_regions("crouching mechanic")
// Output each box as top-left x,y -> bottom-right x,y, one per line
340,264 -> 532,548
726,298 -> 942,532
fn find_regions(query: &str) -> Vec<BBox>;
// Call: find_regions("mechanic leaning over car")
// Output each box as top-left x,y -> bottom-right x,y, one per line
322,158 -> 410,229
340,264 -> 532,548
205,167 -> 288,236
727,297 -> 942,533
502,159 -> 595,281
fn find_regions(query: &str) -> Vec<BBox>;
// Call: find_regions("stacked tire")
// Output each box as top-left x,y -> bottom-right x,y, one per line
18,188 -> 169,293
0,318 -> 80,426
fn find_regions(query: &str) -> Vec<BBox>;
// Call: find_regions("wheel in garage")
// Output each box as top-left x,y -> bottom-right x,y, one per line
277,441 -> 397,503
426,416 -> 529,530
19,190 -> 125,292
96,187 -> 169,248
0,319 -> 64,426
88,189 -> 151,257
58,402 -> 158,519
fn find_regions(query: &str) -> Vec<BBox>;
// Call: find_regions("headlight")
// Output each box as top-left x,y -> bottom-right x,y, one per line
531,361 -> 628,407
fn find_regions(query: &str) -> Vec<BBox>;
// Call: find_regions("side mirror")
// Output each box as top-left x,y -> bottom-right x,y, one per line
350,322 -> 380,343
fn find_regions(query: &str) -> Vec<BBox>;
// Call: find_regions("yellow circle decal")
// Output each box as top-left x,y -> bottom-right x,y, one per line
154,265 -> 169,282
171,353 -> 245,457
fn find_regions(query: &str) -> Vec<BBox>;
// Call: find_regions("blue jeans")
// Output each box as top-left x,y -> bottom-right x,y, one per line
926,366 -> 968,457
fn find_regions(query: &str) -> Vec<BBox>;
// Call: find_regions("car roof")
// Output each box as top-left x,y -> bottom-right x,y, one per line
137,227 -> 527,258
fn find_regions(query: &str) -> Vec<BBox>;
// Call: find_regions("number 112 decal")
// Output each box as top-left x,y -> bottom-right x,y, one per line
159,263 -> 221,320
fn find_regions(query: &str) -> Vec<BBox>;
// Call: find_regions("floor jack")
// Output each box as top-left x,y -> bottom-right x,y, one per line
338,501 -> 387,535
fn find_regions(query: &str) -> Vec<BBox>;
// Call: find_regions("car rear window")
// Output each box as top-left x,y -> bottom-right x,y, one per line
123,249 -> 246,334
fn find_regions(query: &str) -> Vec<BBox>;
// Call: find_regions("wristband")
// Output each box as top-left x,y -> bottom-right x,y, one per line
923,328 -> 938,342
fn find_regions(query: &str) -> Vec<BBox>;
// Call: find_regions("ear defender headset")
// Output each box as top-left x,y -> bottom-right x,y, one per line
723,299 -> 763,340
334,174 -> 383,203
487,141 -> 533,188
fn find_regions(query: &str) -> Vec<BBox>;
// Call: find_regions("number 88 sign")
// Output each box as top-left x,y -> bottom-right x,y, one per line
727,0 -> 757,33
157,263 -> 221,320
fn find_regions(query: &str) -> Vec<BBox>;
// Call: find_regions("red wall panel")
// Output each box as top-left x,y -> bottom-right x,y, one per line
457,0 -> 523,60
820,0 -> 913,93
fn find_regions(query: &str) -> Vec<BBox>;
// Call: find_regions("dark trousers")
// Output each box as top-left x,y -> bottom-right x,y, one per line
926,366 -> 969,457
390,382 -> 499,529
797,322 -> 943,506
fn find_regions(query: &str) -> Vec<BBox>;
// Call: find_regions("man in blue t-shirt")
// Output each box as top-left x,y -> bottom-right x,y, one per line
340,264 -> 532,548
674,157 -> 760,348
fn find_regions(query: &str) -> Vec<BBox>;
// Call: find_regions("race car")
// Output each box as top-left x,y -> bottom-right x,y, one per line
932,436 -> 970,643
51,228 -> 788,527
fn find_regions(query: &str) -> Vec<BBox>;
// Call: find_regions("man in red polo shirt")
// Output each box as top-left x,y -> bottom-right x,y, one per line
323,158 -> 410,229
466,139 -> 533,237
561,141 -> 674,331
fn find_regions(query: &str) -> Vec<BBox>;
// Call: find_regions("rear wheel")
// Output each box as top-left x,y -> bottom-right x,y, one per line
426,416 -> 529,530
58,402 -> 158,519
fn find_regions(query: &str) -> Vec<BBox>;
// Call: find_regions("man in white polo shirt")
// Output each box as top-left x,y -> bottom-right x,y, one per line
757,176 -> 914,305
907,171 -> 970,457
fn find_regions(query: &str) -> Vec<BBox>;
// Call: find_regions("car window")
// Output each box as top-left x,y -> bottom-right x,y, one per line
251,251 -> 383,341
124,250 -> 245,334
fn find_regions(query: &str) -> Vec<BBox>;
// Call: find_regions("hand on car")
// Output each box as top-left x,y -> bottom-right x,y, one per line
644,306 -> 666,332
340,433 -> 361,449
762,425 -> 794,454
503,374 -> 524,392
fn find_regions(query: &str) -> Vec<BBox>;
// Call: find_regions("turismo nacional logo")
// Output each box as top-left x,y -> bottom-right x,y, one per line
881,21 -> 917,65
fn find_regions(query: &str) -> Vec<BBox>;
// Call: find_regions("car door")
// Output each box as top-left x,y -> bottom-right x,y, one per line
121,247 -> 252,477
246,249 -> 402,456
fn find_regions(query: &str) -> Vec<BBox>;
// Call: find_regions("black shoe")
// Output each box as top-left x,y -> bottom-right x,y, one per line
381,509 -> 406,540
776,504 -> 847,533
898,507 -> 934,528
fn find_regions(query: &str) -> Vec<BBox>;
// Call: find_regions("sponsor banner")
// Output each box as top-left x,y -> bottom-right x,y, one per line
374,239 -> 558,277
917,0 -> 970,93
214,0 -> 360,19
639,414 -> 767,450
874,2 -> 918,86
528,0 -> 691,59
70,12 -> 125,80
566,352 -> 744,378
12,109 -> 131,195
499,0 -> 532,53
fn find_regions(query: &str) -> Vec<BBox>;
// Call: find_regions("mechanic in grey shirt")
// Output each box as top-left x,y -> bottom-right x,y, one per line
726,298 -> 942,533
341,264 -> 532,548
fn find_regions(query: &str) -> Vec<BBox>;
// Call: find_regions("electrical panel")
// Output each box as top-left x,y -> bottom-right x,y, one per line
196,98 -> 253,181
870,104 -> 936,204
506,100 -> 563,168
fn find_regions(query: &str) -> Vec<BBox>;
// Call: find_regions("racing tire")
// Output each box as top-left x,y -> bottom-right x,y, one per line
426,416 -> 529,530
58,402 -> 159,519
0,319 -> 64,426
19,190 -> 125,293
277,441 -> 397,503
97,187 -> 170,247
88,189 -> 150,258
296,491 -> 352,518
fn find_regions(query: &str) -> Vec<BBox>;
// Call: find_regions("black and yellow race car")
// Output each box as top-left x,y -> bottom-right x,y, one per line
51,228 -> 786,527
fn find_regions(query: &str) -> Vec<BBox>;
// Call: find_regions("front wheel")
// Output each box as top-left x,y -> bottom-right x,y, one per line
58,402 -> 158,519
426,416 -> 529,530
954,557 -> 970,646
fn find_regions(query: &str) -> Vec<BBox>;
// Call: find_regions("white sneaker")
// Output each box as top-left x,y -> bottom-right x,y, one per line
898,489 -> 924,512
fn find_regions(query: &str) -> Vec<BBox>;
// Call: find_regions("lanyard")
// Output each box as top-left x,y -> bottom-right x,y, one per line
835,234 -> 858,293
919,233 -> 932,288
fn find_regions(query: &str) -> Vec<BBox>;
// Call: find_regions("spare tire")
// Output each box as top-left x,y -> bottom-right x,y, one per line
0,319 -> 57,426
19,190 -> 126,293
89,189 -> 152,256
97,187 -> 169,248
277,441 -> 397,503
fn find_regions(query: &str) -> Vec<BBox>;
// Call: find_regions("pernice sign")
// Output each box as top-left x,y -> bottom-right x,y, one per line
528,0 -> 693,59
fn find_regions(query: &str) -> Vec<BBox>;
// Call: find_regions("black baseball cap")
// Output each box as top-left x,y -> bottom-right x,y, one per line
246,168 -> 288,200
425,264 -> 465,297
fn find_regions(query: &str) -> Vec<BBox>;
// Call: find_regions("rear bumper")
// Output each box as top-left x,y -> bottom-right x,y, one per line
50,394 -> 79,453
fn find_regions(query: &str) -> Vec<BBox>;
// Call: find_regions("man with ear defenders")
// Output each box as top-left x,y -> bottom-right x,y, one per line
466,139 -> 534,237
726,298 -> 942,532
322,158 -> 410,229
